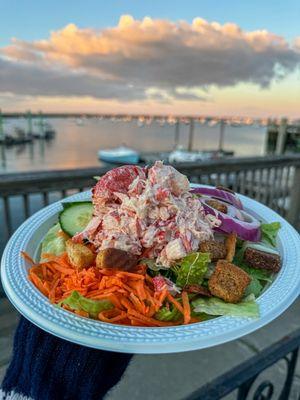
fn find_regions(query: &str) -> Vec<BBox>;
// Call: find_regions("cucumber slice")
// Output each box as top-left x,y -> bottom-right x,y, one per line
59,201 -> 93,237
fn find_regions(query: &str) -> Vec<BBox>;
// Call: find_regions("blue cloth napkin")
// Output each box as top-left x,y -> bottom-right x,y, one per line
1,317 -> 132,400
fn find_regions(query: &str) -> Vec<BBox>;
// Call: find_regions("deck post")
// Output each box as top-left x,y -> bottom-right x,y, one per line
287,165 -> 300,227
188,118 -> 195,151
276,118 -> 288,155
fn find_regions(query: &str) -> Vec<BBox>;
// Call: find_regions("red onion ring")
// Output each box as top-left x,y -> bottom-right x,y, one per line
200,197 -> 261,242
191,187 -> 243,209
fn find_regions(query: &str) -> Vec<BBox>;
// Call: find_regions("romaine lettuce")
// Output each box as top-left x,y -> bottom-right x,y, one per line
41,223 -> 67,259
192,296 -> 259,318
176,252 -> 210,287
58,290 -> 113,318
239,265 -> 272,283
244,277 -> 263,297
155,305 -> 181,322
261,222 -> 281,247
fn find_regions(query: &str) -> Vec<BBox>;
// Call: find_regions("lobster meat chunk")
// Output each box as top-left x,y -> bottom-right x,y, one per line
92,165 -> 146,212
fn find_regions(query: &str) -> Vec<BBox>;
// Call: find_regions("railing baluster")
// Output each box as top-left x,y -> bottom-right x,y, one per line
23,194 -> 30,218
43,192 -> 49,206
3,196 -> 12,238
207,174 -> 214,186
239,170 -> 246,195
276,167 -> 284,214
282,167 -> 291,217
232,171 -> 238,192
257,168 -> 263,201
248,170 -> 255,199
262,168 -> 271,206
222,172 -> 229,188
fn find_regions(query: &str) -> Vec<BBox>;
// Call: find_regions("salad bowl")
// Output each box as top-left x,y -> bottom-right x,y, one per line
1,185 -> 300,354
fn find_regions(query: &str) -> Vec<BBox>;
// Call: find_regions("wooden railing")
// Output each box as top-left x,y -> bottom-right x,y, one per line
0,155 -> 299,249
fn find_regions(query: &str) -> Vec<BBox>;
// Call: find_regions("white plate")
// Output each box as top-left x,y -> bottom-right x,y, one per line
1,187 -> 300,353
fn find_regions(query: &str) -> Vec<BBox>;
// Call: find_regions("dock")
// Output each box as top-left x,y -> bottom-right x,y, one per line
266,118 -> 300,154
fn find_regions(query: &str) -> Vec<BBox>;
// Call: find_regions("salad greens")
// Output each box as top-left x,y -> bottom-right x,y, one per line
192,295 -> 259,318
155,305 -> 181,322
261,222 -> 281,247
176,252 -> 210,287
58,290 -> 113,318
244,277 -> 263,298
41,223 -> 67,259
239,265 -> 272,283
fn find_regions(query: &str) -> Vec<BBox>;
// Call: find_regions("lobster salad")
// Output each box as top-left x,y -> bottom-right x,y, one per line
26,161 -> 282,327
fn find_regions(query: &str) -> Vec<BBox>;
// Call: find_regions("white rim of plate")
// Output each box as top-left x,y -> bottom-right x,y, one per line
1,186 -> 300,354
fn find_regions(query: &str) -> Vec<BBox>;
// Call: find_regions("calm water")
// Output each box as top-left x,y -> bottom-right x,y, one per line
0,118 -> 266,173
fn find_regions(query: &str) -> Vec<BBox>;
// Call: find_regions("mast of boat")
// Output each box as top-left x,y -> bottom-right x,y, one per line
174,119 -> 180,149
187,118 -> 195,151
26,110 -> 33,138
218,119 -> 225,152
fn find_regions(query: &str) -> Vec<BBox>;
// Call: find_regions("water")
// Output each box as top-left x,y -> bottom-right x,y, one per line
0,118 -> 266,173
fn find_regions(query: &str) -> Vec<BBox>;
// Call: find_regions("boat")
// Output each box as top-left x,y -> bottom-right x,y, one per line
168,147 -> 234,164
76,118 -> 84,126
168,149 -> 212,163
98,146 -> 140,165
43,123 -> 56,140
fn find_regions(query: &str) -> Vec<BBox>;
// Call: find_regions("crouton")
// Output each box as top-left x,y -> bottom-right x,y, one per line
96,248 -> 138,271
244,247 -> 281,273
206,199 -> 228,214
208,260 -> 251,303
66,240 -> 96,269
225,232 -> 237,262
183,284 -> 212,297
199,240 -> 227,261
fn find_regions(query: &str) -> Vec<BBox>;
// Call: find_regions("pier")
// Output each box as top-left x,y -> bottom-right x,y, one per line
266,118 -> 300,155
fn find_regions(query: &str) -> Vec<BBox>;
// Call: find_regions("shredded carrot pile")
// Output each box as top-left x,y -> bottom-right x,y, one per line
23,251 -> 195,327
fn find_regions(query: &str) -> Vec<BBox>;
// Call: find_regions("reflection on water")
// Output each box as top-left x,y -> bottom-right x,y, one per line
0,118 -> 266,173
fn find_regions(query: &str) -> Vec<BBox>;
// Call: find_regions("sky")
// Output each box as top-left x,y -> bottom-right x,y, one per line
0,1 -> 300,117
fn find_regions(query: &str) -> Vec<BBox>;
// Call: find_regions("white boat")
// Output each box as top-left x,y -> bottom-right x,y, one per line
168,149 -> 212,163
98,146 -> 140,164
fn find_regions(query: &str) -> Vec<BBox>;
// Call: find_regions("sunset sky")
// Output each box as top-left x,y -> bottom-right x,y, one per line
1,1 -> 300,117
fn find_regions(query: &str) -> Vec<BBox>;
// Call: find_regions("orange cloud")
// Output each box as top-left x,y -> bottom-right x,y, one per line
1,15 -> 300,104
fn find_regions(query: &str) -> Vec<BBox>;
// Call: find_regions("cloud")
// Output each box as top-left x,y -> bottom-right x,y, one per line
0,57 -> 146,100
1,15 -> 300,102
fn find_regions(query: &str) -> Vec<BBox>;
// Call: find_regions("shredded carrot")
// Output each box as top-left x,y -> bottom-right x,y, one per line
166,293 -> 184,314
21,251 -> 36,265
22,251 -> 197,327
74,310 -> 89,318
182,291 -> 191,324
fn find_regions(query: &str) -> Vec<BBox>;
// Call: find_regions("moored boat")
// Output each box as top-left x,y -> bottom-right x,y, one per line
98,146 -> 140,164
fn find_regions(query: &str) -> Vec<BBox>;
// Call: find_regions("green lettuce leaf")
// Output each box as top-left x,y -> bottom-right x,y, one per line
261,222 -> 281,247
41,223 -> 67,259
239,265 -> 272,283
58,290 -> 113,318
176,252 -> 210,287
190,311 -> 216,321
155,305 -> 181,322
192,296 -> 259,318
244,277 -> 263,297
